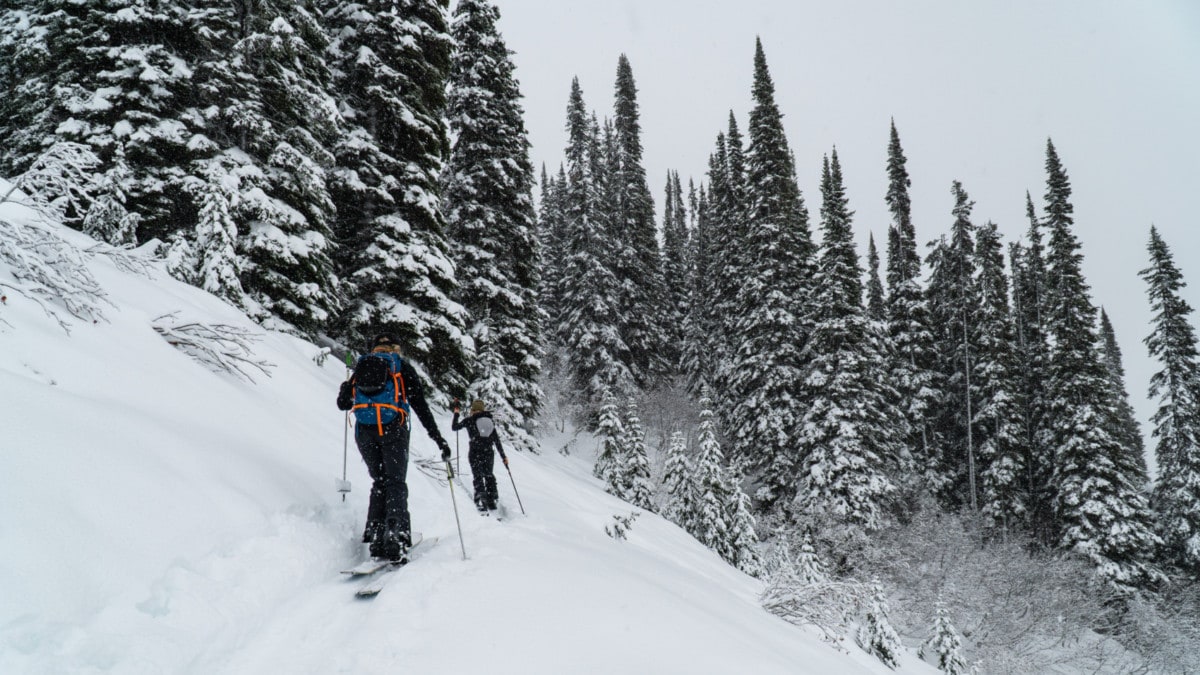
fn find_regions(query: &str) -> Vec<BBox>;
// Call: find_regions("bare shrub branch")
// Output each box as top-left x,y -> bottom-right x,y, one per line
152,312 -> 275,383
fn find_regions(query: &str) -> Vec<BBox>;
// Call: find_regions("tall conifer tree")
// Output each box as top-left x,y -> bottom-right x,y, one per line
865,233 -> 885,320
1141,226 -> 1200,573
611,55 -> 665,387
925,181 -> 980,508
796,152 -> 901,530
324,0 -> 469,390
1010,192 -> 1054,543
883,121 -> 939,491
1097,308 -> 1148,481
1041,140 -> 1161,590
444,0 -> 543,446
661,171 -> 690,373
557,80 -> 630,413
197,0 -> 342,336
539,164 -> 570,345
726,39 -> 815,504
973,222 -> 1027,533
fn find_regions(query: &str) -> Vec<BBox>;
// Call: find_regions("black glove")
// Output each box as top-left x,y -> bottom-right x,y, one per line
437,437 -> 452,462
336,381 -> 353,411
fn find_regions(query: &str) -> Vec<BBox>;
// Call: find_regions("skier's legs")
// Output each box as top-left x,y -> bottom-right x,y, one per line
355,427 -> 386,541
378,422 -> 411,542
469,442 -> 498,509
468,443 -> 495,509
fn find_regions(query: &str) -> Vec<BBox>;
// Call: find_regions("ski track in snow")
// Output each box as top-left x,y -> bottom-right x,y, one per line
0,184 -> 930,674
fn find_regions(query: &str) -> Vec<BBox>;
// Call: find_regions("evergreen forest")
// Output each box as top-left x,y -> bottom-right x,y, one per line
3,1 -> 1199,670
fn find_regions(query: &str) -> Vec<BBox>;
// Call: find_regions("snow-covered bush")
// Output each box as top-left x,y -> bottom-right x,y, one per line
1113,587 -> 1200,674
854,502 -> 1133,673
605,511 -> 640,541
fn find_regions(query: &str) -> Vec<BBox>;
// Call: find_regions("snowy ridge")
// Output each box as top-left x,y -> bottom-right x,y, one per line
0,183 -> 932,673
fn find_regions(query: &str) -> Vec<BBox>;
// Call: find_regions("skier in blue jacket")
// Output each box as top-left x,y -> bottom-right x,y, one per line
337,334 -> 452,561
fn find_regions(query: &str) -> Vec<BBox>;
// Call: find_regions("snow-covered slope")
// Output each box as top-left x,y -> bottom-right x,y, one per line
0,185 -> 933,674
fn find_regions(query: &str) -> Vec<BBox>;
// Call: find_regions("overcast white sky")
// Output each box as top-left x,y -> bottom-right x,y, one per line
489,0 -> 1200,466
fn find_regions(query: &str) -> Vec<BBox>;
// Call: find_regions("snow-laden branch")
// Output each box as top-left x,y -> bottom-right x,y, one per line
152,312 -> 275,383
0,208 -> 110,333
84,243 -> 156,278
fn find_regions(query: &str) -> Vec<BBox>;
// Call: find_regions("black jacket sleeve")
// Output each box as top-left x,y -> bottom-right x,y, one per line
451,410 -> 466,432
402,361 -> 446,444
336,380 -> 353,411
493,431 -> 506,460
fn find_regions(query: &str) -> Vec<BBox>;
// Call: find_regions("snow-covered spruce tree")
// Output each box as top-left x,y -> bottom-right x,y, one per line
594,387 -> 626,497
857,579 -> 904,669
324,0 -> 469,390
726,39 -> 815,505
1141,226 -> 1200,574
192,168 -> 248,309
883,120 -> 941,494
194,0 -> 342,336
466,323 -> 522,444
683,134 -> 731,392
972,221 -> 1028,535
81,143 -> 139,247
925,181 -> 980,510
619,400 -> 656,511
693,392 -> 732,555
1009,192 -> 1054,543
680,178 -> 714,389
557,79 -> 631,416
0,2 -> 51,179
537,164 -> 569,341
725,458 -> 763,576
610,54 -> 667,387
794,528 -> 829,584
661,430 -> 697,531
1097,308 -> 1148,481
796,152 -> 901,531
1,0 -> 206,241
660,170 -> 690,374
1040,139 -> 1162,591
920,601 -> 970,675
710,112 -> 750,381
444,0 -> 543,447
866,233 -> 885,320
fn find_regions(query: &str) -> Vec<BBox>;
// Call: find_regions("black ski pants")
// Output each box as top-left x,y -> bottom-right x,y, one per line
357,419 -> 410,538
469,440 -> 498,508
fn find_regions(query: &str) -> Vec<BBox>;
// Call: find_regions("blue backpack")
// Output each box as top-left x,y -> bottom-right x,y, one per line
351,352 -> 410,434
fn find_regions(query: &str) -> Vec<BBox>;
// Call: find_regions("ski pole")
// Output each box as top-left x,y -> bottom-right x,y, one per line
338,351 -> 355,501
446,461 -> 467,560
502,456 -> 526,515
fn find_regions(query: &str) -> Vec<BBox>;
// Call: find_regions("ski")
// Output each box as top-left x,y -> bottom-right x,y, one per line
341,532 -> 425,577
355,537 -> 439,598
